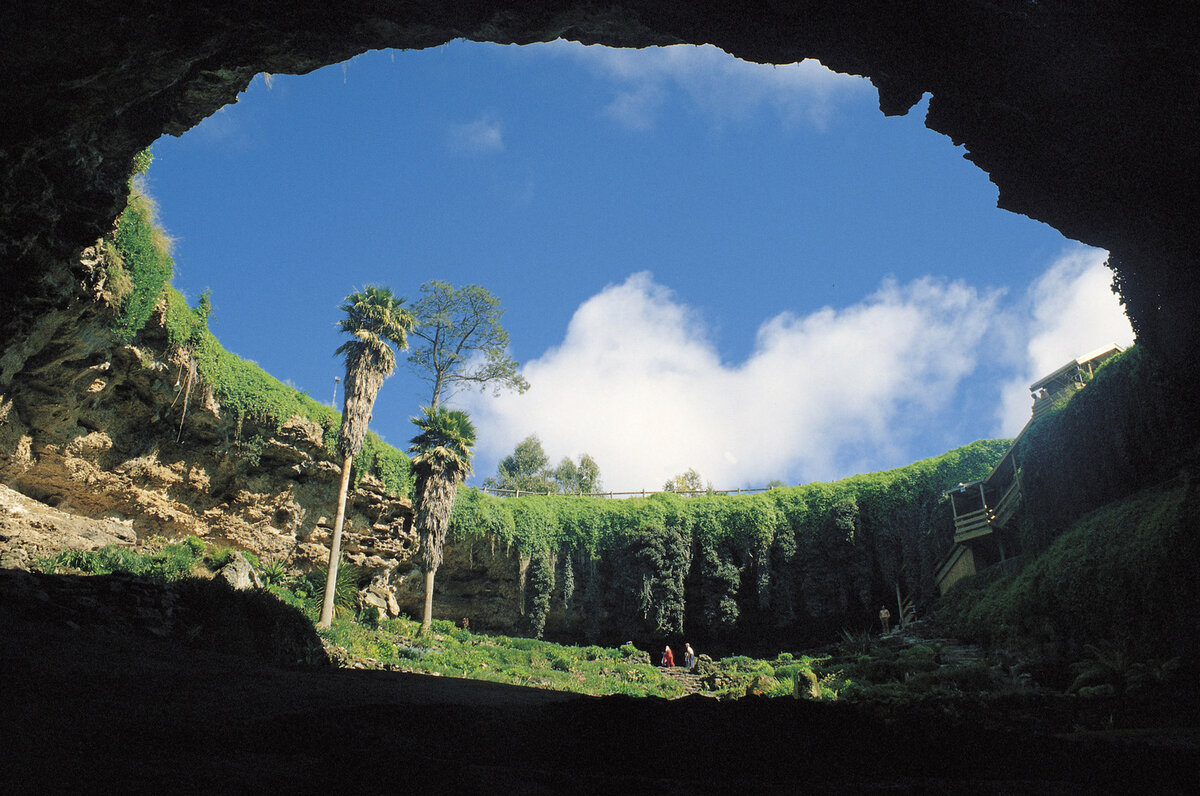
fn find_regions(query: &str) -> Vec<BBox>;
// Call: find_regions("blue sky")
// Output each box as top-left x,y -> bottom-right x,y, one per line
146,41 -> 1133,491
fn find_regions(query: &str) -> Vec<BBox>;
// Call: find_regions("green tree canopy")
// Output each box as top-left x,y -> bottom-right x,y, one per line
406,280 -> 529,411
663,468 -> 710,495
484,434 -> 559,495
554,453 -> 603,495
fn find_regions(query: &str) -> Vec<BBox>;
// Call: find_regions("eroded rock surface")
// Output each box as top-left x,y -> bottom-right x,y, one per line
0,268 -> 423,599
0,253 -> 532,628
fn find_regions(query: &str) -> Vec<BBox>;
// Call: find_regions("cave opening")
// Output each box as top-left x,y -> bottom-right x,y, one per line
143,41 -> 1131,491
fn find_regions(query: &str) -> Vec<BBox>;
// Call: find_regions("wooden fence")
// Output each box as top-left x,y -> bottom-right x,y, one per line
475,485 -> 779,499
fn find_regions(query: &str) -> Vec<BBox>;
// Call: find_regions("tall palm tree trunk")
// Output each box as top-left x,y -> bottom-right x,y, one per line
318,454 -> 353,628
421,568 -> 437,634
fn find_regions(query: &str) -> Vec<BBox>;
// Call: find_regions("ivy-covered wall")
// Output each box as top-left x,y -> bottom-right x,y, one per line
449,440 -> 1009,652
937,346 -> 1200,661
1016,346 -> 1198,552
937,474 -> 1198,662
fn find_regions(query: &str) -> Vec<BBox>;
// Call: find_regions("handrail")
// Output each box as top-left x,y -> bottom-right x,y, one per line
991,480 -> 1022,526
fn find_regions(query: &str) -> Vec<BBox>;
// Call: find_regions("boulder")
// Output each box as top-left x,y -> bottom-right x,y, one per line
217,551 -> 264,591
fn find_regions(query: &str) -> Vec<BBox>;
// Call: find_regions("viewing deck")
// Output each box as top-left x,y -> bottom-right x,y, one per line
951,477 -> 1021,543
936,344 -> 1124,595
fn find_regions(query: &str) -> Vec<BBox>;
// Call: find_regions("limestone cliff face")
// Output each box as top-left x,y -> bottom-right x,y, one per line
0,246 -> 532,630
0,251 -> 428,604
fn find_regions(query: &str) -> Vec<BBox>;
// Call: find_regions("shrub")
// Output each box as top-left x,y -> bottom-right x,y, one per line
38,549 -> 105,574
204,546 -> 235,570
259,558 -> 289,586
110,189 -> 174,342
146,542 -> 196,580
524,553 -> 555,639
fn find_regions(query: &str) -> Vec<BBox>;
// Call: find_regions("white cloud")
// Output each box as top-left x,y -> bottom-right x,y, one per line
465,272 -> 998,491
537,41 -> 870,131
448,114 -> 505,154
993,247 -> 1135,436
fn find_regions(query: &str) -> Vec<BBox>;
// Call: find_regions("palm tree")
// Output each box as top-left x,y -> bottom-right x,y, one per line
318,285 -> 414,628
409,406 -> 476,634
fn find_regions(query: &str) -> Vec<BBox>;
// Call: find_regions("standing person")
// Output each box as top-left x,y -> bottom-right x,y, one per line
684,643 -> 695,669
879,606 -> 892,634
661,645 -> 675,667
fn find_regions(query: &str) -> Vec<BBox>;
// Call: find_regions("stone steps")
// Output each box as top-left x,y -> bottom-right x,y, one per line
659,666 -> 706,695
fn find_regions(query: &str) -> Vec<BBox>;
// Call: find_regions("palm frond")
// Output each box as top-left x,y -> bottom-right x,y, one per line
334,284 -> 415,460
409,406 -> 478,573
409,406 -> 477,480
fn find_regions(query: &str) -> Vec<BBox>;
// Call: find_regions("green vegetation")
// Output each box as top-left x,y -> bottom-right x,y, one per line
110,188 -> 174,342
935,473 -> 1198,661
663,467 -> 710,494
447,439 -> 1009,648
37,541 -> 198,581
313,613 -> 1020,705
35,535 -> 246,584
553,452 -> 603,495
162,287 -> 337,434
100,175 -> 415,499
483,434 -> 603,495
936,345 -> 1200,663
322,618 -> 690,698
483,433 -> 559,494
320,285 -> 415,628
406,280 -> 530,411
410,406 -> 478,633
31,533 -> 1183,722
1015,345 -> 1196,553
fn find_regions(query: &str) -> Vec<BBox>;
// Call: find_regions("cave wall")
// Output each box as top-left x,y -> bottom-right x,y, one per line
2,1 -> 1200,374
0,261 -> 416,580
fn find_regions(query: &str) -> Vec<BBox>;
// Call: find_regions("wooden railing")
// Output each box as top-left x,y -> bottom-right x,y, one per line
952,479 -> 1022,542
952,508 -> 992,541
991,478 -> 1022,527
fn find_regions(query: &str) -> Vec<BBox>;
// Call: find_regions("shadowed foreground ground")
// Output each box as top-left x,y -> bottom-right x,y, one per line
2,571 -> 1196,793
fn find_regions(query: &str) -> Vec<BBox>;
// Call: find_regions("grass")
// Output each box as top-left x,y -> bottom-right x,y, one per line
319,617 -> 691,698
31,536 -> 1184,715
36,542 -> 198,581
22,539 -> 1017,702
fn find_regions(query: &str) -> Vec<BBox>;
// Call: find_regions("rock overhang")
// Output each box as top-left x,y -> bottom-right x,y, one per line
1,1 -> 1198,372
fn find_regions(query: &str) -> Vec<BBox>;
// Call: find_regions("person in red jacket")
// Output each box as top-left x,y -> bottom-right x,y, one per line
661,646 -> 675,667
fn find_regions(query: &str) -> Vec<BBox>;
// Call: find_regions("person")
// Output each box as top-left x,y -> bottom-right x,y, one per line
661,645 -> 675,667
879,606 -> 892,634
461,617 -> 470,631
684,643 -> 695,669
